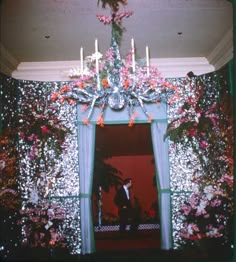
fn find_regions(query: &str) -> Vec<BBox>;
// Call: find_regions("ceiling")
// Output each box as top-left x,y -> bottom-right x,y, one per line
0,0 -> 233,64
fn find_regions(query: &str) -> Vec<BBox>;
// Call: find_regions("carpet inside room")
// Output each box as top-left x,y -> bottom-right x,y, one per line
94,228 -> 160,251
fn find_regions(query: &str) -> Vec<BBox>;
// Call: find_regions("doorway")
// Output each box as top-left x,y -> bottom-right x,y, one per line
93,123 -> 160,251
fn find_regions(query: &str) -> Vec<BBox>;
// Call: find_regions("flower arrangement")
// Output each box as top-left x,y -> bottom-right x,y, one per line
18,200 -> 67,248
17,101 -> 70,163
51,6 -> 177,127
165,72 -> 234,250
180,178 -> 233,242
166,74 -> 233,178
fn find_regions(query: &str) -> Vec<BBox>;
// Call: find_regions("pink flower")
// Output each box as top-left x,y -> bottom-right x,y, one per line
220,174 -> 234,188
189,193 -> 200,208
199,140 -> 208,149
28,133 -> 38,141
81,104 -> 88,112
210,198 -> 222,207
187,97 -> 195,105
187,223 -> 200,236
0,188 -> 17,196
96,14 -> 112,24
49,239 -> 56,246
0,160 -> 6,170
204,213 -> 210,219
39,233 -> 45,239
105,49 -> 115,61
195,199 -> 208,216
181,205 -> 192,215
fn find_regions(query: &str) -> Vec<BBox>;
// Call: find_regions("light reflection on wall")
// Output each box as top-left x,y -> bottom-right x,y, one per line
167,77 -> 201,249
17,81 -> 81,254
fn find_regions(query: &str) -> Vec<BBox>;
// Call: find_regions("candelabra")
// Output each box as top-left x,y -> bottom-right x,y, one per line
52,9 -> 177,126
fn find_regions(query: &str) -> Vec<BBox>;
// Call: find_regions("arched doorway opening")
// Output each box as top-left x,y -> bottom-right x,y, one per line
93,123 -> 160,251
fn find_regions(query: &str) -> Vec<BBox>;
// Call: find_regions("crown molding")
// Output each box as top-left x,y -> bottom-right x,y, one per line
11,57 -> 214,81
151,57 -> 214,78
207,27 -> 233,70
0,43 -> 19,76
10,26 -> 234,81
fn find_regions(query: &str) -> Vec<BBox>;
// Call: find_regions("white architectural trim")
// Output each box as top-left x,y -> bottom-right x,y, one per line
151,57 -> 215,78
11,57 -> 214,81
0,43 -> 19,76
9,26 -> 234,81
12,61 -> 82,81
207,27 -> 233,70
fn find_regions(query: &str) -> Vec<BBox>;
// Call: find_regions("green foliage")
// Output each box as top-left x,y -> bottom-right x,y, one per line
112,22 -> 123,46
97,0 -> 127,12
93,147 -> 123,196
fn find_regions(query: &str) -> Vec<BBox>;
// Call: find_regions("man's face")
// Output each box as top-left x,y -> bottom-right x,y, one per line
127,180 -> 132,189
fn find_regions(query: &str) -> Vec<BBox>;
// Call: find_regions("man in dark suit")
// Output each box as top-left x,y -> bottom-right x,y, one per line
114,178 -> 139,234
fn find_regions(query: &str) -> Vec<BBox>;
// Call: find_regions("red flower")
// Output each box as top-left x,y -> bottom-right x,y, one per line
83,118 -> 90,126
149,80 -> 155,89
128,118 -> 134,127
68,98 -> 76,105
59,96 -> 66,104
41,125 -> 51,134
101,79 -> 110,88
148,114 -> 153,123
19,132 -> 26,139
149,209 -> 155,218
189,128 -> 196,137
60,85 -> 70,94
77,82 -> 85,89
123,79 -> 130,89
97,114 -> 104,127
51,92 -> 59,102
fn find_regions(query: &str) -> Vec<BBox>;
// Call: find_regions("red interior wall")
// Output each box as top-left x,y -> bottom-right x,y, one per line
100,155 -> 157,219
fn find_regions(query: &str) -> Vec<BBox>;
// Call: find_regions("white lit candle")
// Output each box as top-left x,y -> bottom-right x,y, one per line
146,46 -> 150,76
80,47 -> 84,75
95,38 -> 99,74
131,38 -> 135,73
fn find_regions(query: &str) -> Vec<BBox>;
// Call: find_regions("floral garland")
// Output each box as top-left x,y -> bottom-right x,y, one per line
166,73 -> 234,248
18,200 -> 67,248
